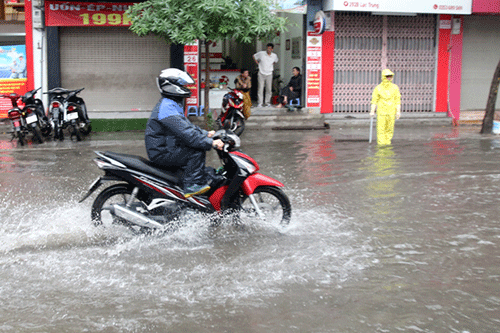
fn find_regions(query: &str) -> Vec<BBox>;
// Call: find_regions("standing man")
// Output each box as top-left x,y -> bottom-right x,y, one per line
253,43 -> 278,107
370,69 -> 401,145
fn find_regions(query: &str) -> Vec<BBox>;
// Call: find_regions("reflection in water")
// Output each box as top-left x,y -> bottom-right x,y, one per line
295,134 -> 337,187
425,129 -> 464,168
362,146 -> 400,216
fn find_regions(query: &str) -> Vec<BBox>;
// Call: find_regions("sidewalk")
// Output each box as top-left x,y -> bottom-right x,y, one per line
243,105 -> 454,129
2,109 -> 487,136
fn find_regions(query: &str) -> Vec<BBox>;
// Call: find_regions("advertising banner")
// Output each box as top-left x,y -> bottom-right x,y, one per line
306,33 -> 322,108
0,45 -> 27,118
184,41 -> 200,115
45,1 -> 133,26
324,0 -> 472,14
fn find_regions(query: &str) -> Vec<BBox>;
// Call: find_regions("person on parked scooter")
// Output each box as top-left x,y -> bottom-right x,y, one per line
235,68 -> 252,119
145,68 -> 224,198
275,67 -> 302,109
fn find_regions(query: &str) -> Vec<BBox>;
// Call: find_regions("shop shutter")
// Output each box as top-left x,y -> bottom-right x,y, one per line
334,12 -> 436,113
461,16 -> 500,111
59,26 -> 170,117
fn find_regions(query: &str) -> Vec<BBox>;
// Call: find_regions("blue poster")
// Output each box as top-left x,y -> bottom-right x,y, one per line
0,45 -> 27,79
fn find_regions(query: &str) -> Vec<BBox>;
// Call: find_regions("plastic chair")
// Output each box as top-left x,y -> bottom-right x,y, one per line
289,98 -> 301,108
187,105 -> 204,117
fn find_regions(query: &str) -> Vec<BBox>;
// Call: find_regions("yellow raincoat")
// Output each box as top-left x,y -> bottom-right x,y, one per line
371,69 -> 401,145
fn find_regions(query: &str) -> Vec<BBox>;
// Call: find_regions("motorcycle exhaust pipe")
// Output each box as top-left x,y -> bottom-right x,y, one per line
113,204 -> 164,229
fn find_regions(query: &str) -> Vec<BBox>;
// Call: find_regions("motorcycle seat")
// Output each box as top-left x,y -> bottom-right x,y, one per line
103,151 -> 183,185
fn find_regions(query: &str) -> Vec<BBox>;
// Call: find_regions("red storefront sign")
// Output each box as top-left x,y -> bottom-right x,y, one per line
306,32 -> 322,108
184,41 -> 200,114
45,1 -> 133,26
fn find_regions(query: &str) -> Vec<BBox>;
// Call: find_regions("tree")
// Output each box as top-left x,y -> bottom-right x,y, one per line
480,57 -> 500,134
126,0 -> 288,125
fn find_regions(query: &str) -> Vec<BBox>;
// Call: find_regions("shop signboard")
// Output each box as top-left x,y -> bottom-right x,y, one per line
45,1 -> 133,26
323,0 -> 472,14
306,32 -> 322,109
0,45 -> 27,118
184,41 -> 200,114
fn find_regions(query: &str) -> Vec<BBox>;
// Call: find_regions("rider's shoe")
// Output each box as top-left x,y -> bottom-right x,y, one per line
184,184 -> 211,198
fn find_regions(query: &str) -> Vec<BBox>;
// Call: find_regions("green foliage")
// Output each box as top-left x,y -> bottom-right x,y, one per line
126,0 -> 288,44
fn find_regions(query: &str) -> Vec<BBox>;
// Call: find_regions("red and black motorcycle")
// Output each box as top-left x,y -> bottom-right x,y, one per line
1,89 -> 47,145
80,130 -> 291,233
217,88 -> 246,136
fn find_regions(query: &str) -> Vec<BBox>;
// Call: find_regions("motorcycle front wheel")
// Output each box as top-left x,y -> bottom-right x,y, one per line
223,114 -> 245,136
240,186 -> 292,226
91,184 -> 150,233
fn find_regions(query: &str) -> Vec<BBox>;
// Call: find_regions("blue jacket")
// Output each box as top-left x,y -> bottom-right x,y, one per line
145,98 -> 213,165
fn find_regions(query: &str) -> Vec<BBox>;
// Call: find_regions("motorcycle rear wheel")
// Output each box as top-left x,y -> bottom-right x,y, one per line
240,186 -> 291,226
16,130 -> 25,146
31,126 -> 43,144
91,184 -> 150,233
71,123 -> 82,141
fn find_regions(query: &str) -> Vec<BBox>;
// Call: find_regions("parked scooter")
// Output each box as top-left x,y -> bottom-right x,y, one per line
44,87 -> 91,141
80,129 -> 291,234
21,87 -> 52,138
217,88 -> 246,136
0,91 -> 44,145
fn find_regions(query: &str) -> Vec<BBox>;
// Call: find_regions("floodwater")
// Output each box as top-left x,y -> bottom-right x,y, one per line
0,126 -> 499,332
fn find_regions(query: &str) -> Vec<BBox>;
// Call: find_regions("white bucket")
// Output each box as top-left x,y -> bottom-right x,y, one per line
493,120 -> 500,135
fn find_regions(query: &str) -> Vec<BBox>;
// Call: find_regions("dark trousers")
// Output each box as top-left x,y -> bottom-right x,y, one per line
277,87 -> 299,105
152,147 -> 207,189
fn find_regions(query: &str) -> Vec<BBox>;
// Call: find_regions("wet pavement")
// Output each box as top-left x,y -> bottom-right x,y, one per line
0,125 -> 499,332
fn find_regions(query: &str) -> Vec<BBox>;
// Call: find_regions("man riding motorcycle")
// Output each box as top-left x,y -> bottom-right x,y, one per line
145,68 -> 224,198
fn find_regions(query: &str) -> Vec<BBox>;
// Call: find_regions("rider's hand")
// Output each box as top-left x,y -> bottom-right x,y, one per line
212,139 -> 224,150
207,130 -> 215,138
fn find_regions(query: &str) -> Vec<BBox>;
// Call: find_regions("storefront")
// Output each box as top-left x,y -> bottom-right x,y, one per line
461,2 -> 500,111
36,1 -> 172,119
0,12 -> 26,118
306,0 -> 474,119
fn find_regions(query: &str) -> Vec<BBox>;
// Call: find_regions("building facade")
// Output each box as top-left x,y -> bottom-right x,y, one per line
304,0 -> 500,119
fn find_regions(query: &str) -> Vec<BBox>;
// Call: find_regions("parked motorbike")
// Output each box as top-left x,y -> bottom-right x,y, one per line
217,88 -> 246,136
0,91 -> 45,145
80,130 -> 291,234
21,87 -> 52,138
44,87 -> 91,141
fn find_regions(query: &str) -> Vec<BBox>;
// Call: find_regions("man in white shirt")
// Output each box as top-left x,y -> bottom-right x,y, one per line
253,43 -> 278,107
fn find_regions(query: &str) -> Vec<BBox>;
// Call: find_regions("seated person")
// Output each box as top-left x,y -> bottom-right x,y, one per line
235,68 -> 252,119
275,67 -> 302,108
145,68 -> 224,198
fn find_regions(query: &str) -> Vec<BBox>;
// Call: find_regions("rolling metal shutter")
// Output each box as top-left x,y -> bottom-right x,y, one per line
59,26 -> 170,117
461,16 -> 500,111
334,12 -> 437,113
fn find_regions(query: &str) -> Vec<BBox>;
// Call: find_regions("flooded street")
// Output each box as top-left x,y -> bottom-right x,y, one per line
0,126 -> 499,332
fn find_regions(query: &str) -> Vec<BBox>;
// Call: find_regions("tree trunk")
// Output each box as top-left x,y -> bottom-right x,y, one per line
480,57 -> 500,134
204,40 -> 210,128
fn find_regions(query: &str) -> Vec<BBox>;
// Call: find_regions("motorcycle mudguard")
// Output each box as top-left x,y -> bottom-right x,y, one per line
241,173 -> 284,196
79,175 -> 121,203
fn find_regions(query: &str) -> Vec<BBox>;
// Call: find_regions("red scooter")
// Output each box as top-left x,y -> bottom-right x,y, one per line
80,130 -> 291,233
217,88 -> 246,136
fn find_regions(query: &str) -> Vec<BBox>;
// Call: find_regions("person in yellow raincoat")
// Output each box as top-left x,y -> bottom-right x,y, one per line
370,69 -> 401,145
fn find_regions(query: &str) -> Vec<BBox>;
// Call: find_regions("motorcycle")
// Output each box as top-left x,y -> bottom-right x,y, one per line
79,130 -> 291,234
217,88 -> 246,136
21,87 -> 52,138
44,87 -> 91,141
0,91 -> 45,145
